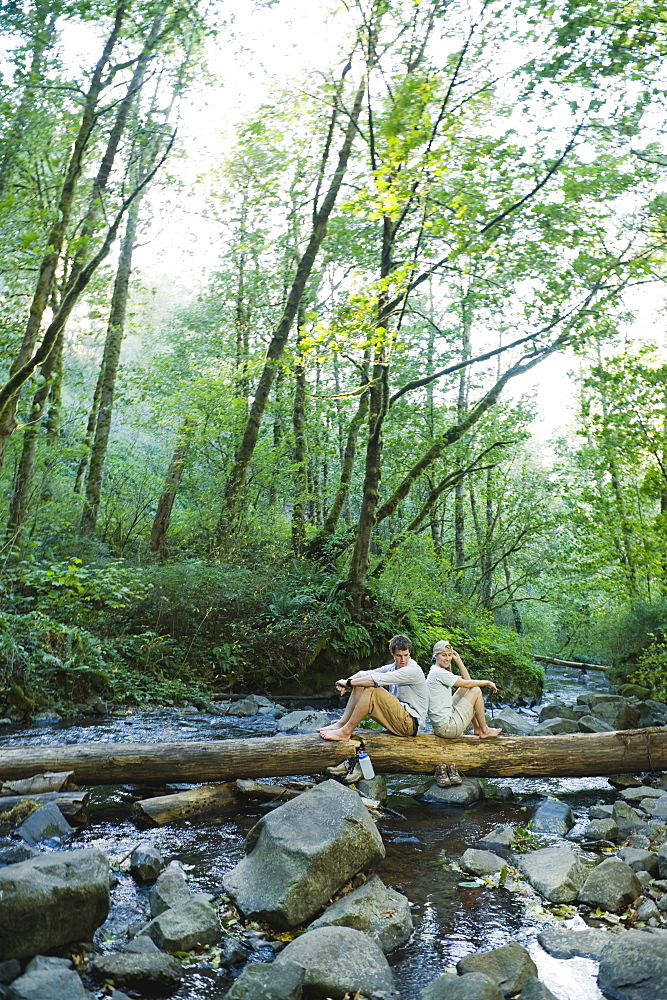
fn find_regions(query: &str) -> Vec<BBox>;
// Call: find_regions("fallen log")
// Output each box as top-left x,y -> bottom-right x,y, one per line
0,727 -> 665,784
533,655 -> 609,672
1,771 -> 76,795
134,782 -> 240,827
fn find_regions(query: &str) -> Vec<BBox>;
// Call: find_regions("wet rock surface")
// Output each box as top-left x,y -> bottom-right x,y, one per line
307,873 -> 413,952
223,779 -> 385,928
275,925 -> 398,998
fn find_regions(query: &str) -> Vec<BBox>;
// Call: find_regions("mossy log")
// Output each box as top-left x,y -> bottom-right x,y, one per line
0,727 -> 665,785
533,655 -> 609,672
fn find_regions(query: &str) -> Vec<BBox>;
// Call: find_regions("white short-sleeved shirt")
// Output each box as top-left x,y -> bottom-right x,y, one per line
426,665 -> 460,727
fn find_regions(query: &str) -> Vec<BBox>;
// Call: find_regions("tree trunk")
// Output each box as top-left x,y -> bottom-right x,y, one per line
0,0 -> 128,467
149,416 -> 197,556
80,197 -> 141,536
218,78 -> 367,531
5,329 -> 64,545
0,728 -> 662,784
291,324 -> 308,554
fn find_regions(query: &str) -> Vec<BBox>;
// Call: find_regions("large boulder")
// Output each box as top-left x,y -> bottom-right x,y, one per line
139,897 -> 220,951
578,857 -> 642,914
598,928 -> 667,1000
0,849 -> 109,961
419,971 -> 503,999
7,956 -> 93,1000
517,846 -> 586,903
90,953 -> 183,997
308,874 -> 412,953
223,961 -> 304,1000
538,704 -> 579,723
223,780 -> 385,928
457,942 -> 538,996
590,699 -> 639,730
275,926 -> 398,999
533,718 -> 580,736
531,798 -> 574,836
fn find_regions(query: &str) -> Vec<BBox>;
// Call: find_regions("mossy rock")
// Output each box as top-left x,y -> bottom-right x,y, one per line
7,683 -> 36,716
618,683 -> 651,699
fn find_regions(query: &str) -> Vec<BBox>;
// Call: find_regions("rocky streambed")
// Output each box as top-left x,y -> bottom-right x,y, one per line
0,666 -> 666,999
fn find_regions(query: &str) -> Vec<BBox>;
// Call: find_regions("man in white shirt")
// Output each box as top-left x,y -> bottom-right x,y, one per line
318,634 -> 428,742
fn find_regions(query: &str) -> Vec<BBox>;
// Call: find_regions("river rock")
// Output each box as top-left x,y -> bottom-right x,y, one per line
578,857 -> 642,913
358,775 -> 387,802
659,843 -> 667,878
537,926 -> 612,960
149,862 -> 192,916
0,848 -> 109,961
612,801 -> 647,833
636,897 -> 660,921
592,700 -> 640,730
0,845 -> 37,866
459,849 -> 507,876
7,956 -> 93,1000
420,778 -> 484,806
538,704 -> 579,723
517,846 -> 586,903
619,786 -> 665,803
650,821 -> 667,846
0,960 -> 20,984
590,803 -> 614,819
494,709 -> 535,735
477,825 -> 515,853
223,780 -> 385,928
616,847 -> 659,877
91,954 -> 183,997
598,928 -> 667,999
223,960 -> 304,999
582,818 -> 619,842
227,699 -> 259,717
139,896 -> 220,951
531,797 -> 574,835
16,802 -> 73,846
130,844 -> 163,884
275,926 -> 398,998
533,718 -> 580,736
578,715 -> 615,733
308,874 -> 413,953
123,937 -> 160,954
457,942 -> 538,996
518,978 -> 557,1000
276,710 -> 331,734
419,970 -> 503,999
639,796 -> 667,819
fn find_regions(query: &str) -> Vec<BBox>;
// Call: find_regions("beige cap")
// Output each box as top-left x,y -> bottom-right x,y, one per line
433,640 -> 454,655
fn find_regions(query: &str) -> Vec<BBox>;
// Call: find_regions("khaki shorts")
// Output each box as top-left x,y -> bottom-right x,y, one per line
367,686 -> 418,737
432,690 -> 474,738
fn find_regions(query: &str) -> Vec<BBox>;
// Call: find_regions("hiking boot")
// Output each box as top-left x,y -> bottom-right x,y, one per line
447,763 -> 463,785
343,761 -> 364,785
434,763 -> 451,788
326,758 -> 355,777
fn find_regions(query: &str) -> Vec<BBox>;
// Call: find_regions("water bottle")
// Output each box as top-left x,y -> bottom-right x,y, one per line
358,751 -> 375,780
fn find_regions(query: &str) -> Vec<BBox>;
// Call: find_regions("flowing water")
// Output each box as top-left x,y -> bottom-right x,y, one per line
0,665 -> 618,998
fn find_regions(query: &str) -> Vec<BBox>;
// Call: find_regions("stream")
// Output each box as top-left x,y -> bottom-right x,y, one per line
0,665 -> 620,999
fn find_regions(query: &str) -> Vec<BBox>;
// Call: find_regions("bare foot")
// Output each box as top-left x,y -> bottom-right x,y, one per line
478,727 -> 502,738
319,728 -> 353,741
316,724 -> 339,733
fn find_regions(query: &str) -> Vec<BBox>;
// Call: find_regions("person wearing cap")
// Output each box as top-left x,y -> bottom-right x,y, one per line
427,639 -> 501,739
317,633 -> 428,742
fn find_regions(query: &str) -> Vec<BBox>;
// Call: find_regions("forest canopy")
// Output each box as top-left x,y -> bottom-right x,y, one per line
1,0 -> 667,713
